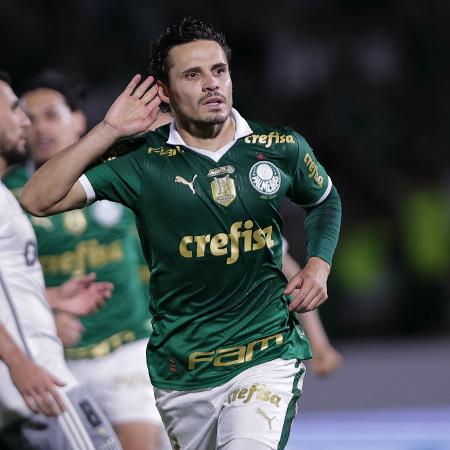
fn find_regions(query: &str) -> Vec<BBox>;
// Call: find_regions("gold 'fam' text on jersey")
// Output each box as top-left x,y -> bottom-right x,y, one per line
82,119 -> 332,390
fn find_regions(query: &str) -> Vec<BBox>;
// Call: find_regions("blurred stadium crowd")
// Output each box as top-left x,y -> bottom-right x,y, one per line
1,0 -> 449,337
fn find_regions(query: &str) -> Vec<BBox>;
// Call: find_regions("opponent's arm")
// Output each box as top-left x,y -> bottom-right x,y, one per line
20,75 -> 161,216
0,324 -> 66,416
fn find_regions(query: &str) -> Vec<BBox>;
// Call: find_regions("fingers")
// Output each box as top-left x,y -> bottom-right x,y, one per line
35,371 -> 66,416
49,373 -> 66,388
74,272 -> 96,288
25,385 -> 65,417
284,274 -> 303,295
288,282 -> 327,312
83,272 -> 97,283
133,76 -> 155,99
93,281 -> 114,291
124,74 -> 142,95
35,392 -> 57,416
24,395 -> 39,414
37,389 -> 64,416
290,292 -> 327,312
89,282 -> 114,308
141,84 -> 159,106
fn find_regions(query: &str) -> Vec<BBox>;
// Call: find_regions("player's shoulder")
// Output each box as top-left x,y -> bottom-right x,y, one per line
0,181 -> 18,210
2,163 -> 27,198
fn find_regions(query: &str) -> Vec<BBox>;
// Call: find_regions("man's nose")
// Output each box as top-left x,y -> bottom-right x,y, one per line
20,109 -> 31,128
202,72 -> 219,92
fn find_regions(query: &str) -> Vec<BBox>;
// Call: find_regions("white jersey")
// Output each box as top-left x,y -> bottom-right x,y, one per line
0,181 -> 77,426
0,181 -> 55,338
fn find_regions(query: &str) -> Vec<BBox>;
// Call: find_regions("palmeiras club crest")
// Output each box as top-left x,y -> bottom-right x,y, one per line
249,161 -> 281,195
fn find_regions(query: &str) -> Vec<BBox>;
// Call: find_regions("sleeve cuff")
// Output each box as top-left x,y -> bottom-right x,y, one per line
300,176 -> 333,208
78,174 -> 96,204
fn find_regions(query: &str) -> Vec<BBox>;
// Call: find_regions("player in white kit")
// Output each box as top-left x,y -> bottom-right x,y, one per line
0,70 -> 122,449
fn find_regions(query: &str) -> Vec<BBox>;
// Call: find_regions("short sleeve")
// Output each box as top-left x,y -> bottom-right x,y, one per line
286,132 -> 332,207
82,150 -> 141,210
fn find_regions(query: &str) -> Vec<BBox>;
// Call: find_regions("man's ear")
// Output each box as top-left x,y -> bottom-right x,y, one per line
157,80 -> 170,105
73,110 -> 87,136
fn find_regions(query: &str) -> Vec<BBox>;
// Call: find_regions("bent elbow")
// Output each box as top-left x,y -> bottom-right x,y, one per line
20,190 -> 46,217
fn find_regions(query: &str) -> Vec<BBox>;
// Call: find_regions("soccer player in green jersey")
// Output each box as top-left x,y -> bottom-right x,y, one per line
5,71 -> 166,450
21,18 -> 342,450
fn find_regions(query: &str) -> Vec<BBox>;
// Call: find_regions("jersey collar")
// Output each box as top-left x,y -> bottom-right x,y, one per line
166,108 -> 253,162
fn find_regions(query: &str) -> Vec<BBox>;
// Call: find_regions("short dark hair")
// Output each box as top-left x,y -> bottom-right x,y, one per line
23,70 -> 85,111
149,17 -> 232,85
0,70 -> 12,85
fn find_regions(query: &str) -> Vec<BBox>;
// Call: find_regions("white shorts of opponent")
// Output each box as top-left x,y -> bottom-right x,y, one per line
154,358 -> 305,450
0,333 -> 121,449
68,338 -> 163,427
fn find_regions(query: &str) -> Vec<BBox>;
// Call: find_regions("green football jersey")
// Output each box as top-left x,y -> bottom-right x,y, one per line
83,115 -> 332,390
3,164 -> 151,356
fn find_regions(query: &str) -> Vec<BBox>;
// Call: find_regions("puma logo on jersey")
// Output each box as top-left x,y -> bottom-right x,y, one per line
175,175 -> 197,194
256,408 -> 276,430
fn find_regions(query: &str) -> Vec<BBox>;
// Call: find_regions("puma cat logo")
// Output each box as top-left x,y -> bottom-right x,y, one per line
175,174 -> 197,194
256,408 -> 276,430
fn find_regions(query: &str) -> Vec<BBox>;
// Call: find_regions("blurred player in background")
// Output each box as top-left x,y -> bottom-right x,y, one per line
3,71 -> 167,450
0,70 -> 121,449
21,17 -> 342,450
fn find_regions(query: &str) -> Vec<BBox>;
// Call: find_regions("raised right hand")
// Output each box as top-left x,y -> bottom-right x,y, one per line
103,74 -> 161,139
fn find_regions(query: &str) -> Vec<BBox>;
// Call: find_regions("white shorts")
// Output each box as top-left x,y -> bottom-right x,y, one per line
154,358 -> 305,450
68,338 -> 162,426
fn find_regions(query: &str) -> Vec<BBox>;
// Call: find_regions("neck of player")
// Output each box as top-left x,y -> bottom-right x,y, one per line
175,116 -> 235,152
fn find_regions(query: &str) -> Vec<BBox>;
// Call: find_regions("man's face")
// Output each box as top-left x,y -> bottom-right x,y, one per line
0,80 -> 31,159
159,40 -> 233,126
22,88 -> 85,164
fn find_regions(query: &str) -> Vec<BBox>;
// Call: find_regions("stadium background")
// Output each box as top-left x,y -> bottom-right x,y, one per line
1,0 -> 449,448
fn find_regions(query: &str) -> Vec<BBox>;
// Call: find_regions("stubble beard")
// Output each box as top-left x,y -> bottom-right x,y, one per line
199,111 -> 229,125
1,141 -> 28,166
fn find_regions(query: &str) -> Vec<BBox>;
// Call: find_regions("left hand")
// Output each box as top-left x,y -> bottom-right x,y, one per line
54,273 -> 114,315
284,257 -> 330,312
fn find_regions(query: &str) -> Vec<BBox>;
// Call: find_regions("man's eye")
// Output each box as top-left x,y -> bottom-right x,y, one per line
185,72 -> 197,79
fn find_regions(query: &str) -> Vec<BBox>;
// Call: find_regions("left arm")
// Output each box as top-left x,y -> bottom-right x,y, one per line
283,250 -> 343,376
284,186 -> 342,312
